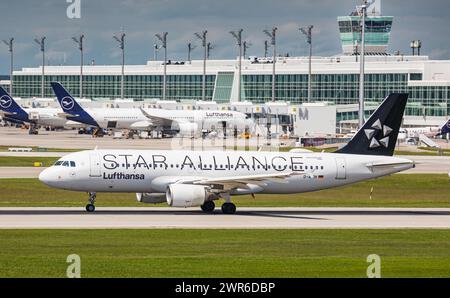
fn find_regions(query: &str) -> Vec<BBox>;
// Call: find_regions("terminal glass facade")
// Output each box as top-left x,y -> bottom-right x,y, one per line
12,74 -> 216,101
10,72 -> 450,118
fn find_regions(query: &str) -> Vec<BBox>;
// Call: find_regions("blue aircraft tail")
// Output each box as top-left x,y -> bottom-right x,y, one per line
0,87 -> 29,122
437,119 -> 450,136
50,82 -> 99,127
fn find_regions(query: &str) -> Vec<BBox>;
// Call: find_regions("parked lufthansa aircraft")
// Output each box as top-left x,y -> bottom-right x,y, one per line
39,93 -> 414,214
51,82 -> 253,136
0,87 -> 83,132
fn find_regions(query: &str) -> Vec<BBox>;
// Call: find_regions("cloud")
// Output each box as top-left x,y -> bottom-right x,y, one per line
0,0 -> 449,72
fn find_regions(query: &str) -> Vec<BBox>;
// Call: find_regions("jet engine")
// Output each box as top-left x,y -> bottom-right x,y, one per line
136,193 -> 166,204
166,184 -> 209,207
177,122 -> 199,137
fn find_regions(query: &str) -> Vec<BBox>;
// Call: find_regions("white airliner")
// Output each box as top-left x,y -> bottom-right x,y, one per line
51,82 -> 253,136
0,87 -> 83,130
40,93 -> 414,214
402,119 -> 450,138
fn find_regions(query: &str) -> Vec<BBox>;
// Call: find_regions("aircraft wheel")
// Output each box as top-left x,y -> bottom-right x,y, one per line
85,204 -> 95,212
221,202 -> 236,215
201,201 -> 215,213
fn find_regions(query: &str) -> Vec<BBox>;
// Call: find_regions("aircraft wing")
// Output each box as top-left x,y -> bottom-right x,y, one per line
180,172 -> 299,190
139,107 -> 175,127
57,112 -> 79,119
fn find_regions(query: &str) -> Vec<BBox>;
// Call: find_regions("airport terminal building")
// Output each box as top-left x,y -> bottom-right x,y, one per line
1,0 -> 449,134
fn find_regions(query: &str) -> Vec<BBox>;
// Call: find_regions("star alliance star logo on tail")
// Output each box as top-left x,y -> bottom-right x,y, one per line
0,95 -> 12,109
61,96 -> 75,111
364,119 -> 393,149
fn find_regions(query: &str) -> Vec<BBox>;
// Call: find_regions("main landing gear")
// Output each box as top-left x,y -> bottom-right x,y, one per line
86,192 -> 96,212
201,200 -> 215,213
200,198 -> 237,215
221,202 -> 236,215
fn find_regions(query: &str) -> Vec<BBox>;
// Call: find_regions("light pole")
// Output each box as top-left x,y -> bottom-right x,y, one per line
34,37 -> 46,98
230,29 -> 243,102
410,40 -> 422,56
2,38 -> 13,95
187,42 -> 196,63
264,27 -> 277,102
264,40 -> 270,58
113,32 -> 126,99
72,34 -> 84,98
206,42 -> 214,60
153,43 -> 161,61
300,25 -> 313,102
243,41 -> 252,59
156,32 -> 168,100
195,30 -> 208,101
358,2 -> 367,128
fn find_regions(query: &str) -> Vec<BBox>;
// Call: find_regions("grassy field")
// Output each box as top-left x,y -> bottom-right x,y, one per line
0,174 -> 449,207
0,229 -> 448,277
0,156 -> 59,167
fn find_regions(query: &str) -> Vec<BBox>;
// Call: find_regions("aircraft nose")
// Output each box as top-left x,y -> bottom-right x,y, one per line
39,167 -> 61,187
38,168 -> 51,185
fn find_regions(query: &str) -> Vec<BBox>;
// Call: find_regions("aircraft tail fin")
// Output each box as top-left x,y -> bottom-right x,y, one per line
50,82 -> 99,127
0,87 -> 29,121
436,119 -> 450,136
335,93 -> 408,156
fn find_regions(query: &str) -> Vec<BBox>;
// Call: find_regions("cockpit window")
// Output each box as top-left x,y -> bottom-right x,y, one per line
54,160 -> 76,167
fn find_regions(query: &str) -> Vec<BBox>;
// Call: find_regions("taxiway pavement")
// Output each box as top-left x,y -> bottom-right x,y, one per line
0,207 -> 448,229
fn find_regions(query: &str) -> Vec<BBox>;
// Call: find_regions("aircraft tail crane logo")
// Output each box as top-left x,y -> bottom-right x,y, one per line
0,95 -> 12,109
61,96 -> 75,111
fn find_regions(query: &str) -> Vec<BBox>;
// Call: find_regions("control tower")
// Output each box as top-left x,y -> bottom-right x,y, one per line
337,0 -> 393,55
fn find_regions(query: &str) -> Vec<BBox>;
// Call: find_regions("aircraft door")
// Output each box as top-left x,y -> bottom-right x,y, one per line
107,121 -> 117,128
335,157 -> 346,180
89,152 -> 102,177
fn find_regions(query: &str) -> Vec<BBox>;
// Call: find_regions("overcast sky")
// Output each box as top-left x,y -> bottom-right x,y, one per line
0,0 -> 449,73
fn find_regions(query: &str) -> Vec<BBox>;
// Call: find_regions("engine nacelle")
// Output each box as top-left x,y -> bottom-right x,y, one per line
136,193 -> 166,204
166,184 -> 209,207
177,122 -> 199,137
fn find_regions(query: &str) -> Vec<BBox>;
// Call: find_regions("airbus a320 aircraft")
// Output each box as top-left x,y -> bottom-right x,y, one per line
39,93 -> 414,214
51,82 -> 253,136
0,87 -> 83,132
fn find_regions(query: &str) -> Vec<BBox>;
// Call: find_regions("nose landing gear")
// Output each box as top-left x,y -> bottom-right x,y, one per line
86,192 -> 96,212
